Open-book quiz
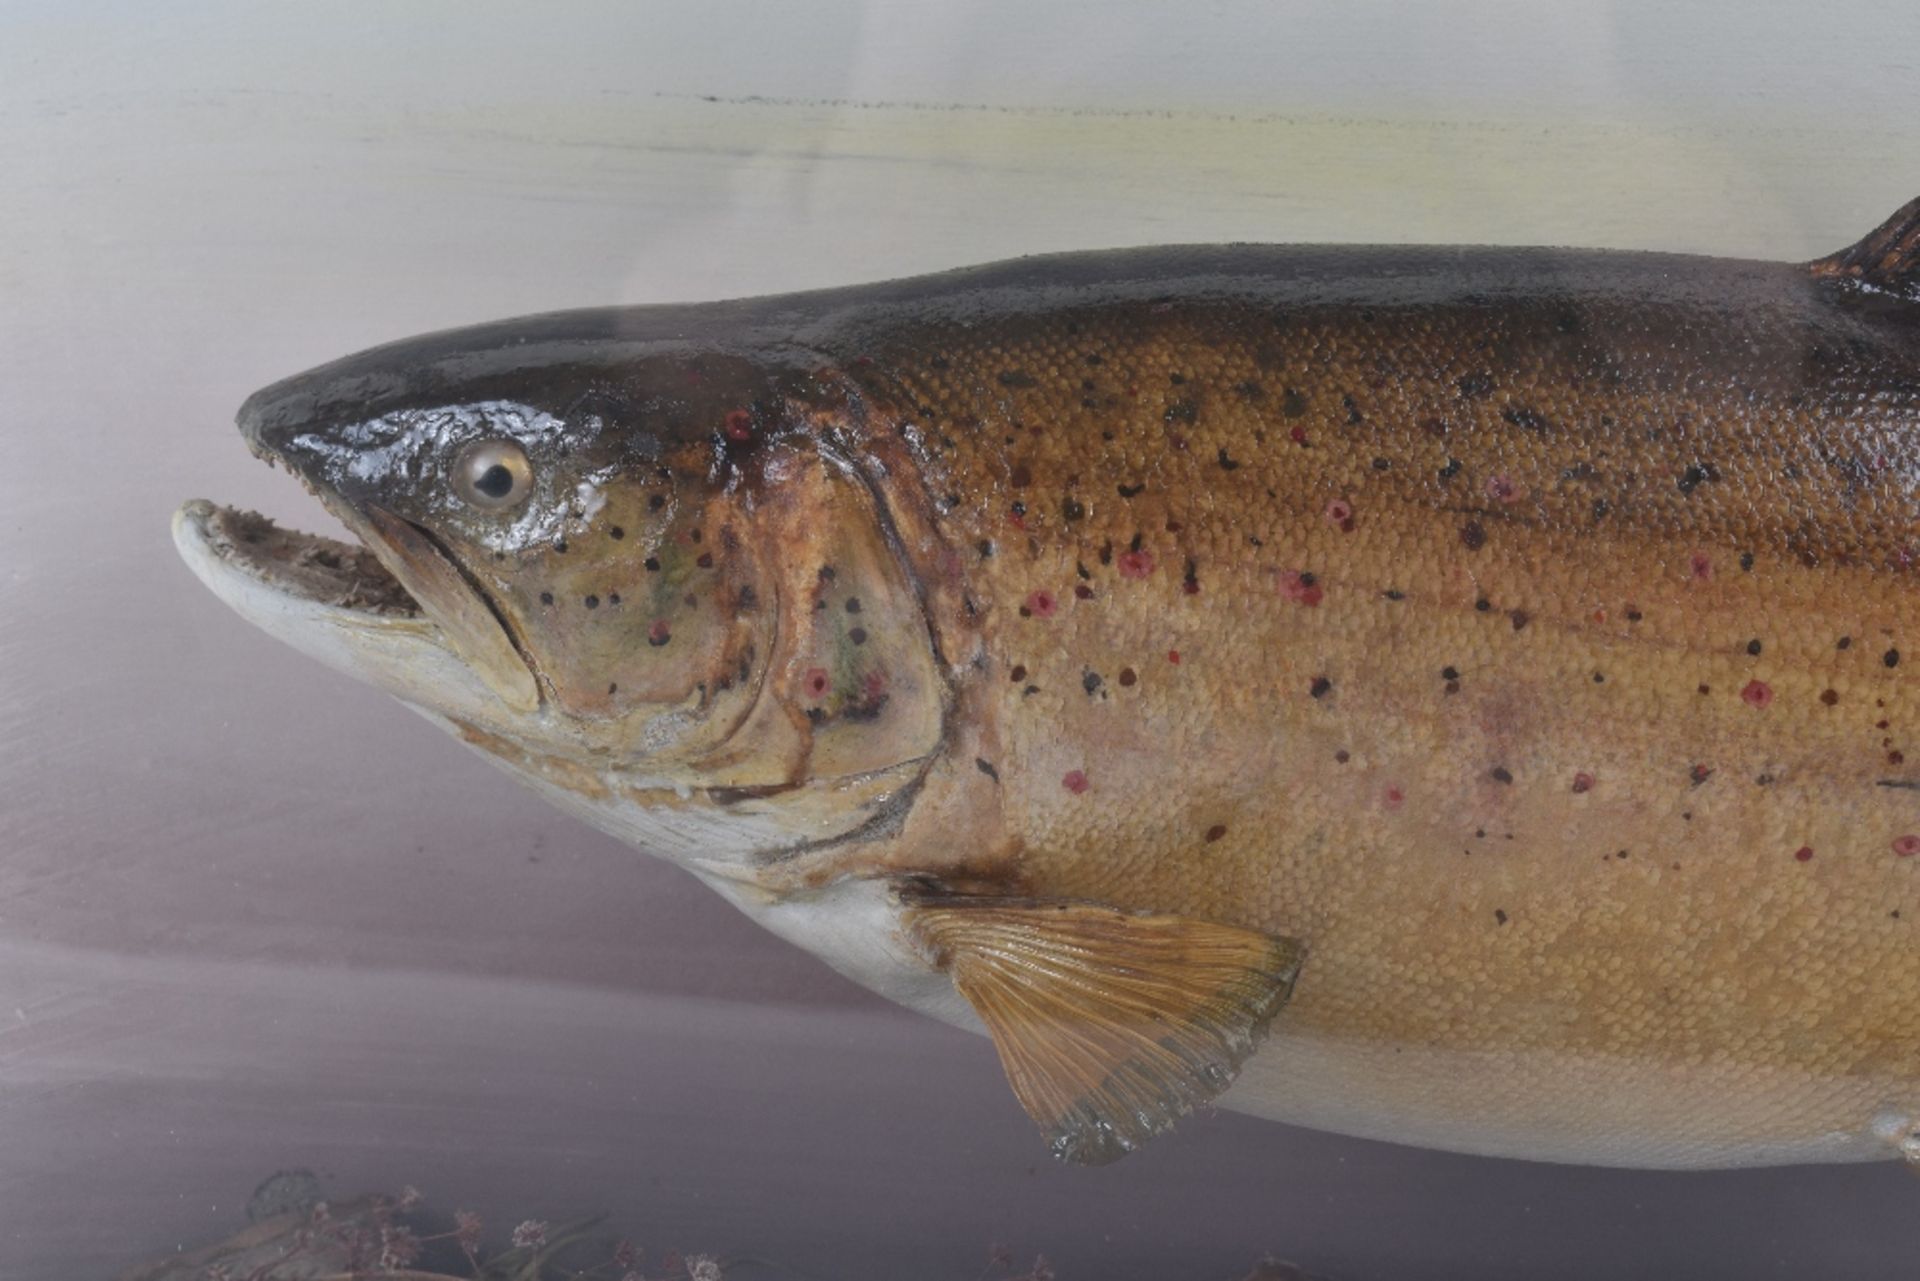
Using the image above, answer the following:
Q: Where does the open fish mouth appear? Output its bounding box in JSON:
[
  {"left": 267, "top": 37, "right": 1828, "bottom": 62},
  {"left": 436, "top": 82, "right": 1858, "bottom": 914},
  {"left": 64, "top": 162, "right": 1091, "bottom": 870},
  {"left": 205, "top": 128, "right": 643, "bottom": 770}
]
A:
[
  {"left": 175, "top": 493, "right": 544, "bottom": 713},
  {"left": 173, "top": 498, "right": 542, "bottom": 726},
  {"left": 174, "top": 500, "right": 421, "bottom": 619}
]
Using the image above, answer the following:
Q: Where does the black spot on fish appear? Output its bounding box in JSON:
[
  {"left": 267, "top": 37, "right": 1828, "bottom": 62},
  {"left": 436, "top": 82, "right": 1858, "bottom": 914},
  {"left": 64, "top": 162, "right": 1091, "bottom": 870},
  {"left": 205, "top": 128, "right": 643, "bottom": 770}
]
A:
[
  {"left": 539, "top": 591, "right": 554, "bottom": 606},
  {"left": 584, "top": 595, "right": 599, "bottom": 609},
  {"left": 1062, "top": 497, "right": 1086, "bottom": 522},
  {"left": 849, "top": 627, "right": 868, "bottom": 646},
  {"left": 1502, "top": 406, "right": 1549, "bottom": 433},
  {"left": 1461, "top": 521, "right": 1486, "bottom": 551},
  {"left": 1490, "top": 766, "right": 1514, "bottom": 784},
  {"left": 1888, "top": 648, "right": 1903, "bottom": 668},
  {"left": 1677, "top": 462, "right": 1719, "bottom": 495},
  {"left": 998, "top": 370, "right": 1037, "bottom": 388},
  {"left": 976, "top": 758, "right": 1000, "bottom": 783},
  {"left": 1082, "top": 669, "right": 1103, "bottom": 696},
  {"left": 1164, "top": 399, "right": 1198, "bottom": 425},
  {"left": 1438, "top": 458, "right": 1462, "bottom": 481},
  {"left": 845, "top": 597, "right": 862, "bottom": 614},
  {"left": 1217, "top": 448, "right": 1240, "bottom": 471},
  {"left": 1457, "top": 372, "right": 1495, "bottom": 399},
  {"left": 1118, "top": 482, "right": 1144, "bottom": 498},
  {"left": 644, "top": 557, "right": 660, "bottom": 572},
  {"left": 609, "top": 526, "right": 625, "bottom": 540},
  {"left": 1282, "top": 389, "right": 1308, "bottom": 417},
  {"left": 1747, "top": 638, "right": 1763, "bottom": 656},
  {"left": 1309, "top": 675, "right": 1332, "bottom": 699}
]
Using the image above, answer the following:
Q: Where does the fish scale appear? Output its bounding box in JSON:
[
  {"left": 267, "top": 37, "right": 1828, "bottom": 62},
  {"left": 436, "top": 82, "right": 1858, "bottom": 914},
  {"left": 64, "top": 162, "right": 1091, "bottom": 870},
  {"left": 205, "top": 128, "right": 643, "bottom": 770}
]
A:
[{"left": 828, "top": 232, "right": 1920, "bottom": 1161}]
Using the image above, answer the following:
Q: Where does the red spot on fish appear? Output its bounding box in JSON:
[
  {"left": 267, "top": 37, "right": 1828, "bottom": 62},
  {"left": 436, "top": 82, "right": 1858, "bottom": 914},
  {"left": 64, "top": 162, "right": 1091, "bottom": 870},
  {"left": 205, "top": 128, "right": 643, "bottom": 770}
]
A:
[
  {"left": 1794, "top": 845, "right": 1815, "bottom": 862},
  {"left": 1026, "top": 589, "right": 1058, "bottom": 619},
  {"left": 1118, "top": 550, "right": 1156, "bottom": 579},
  {"left": 1205, "top": 824, "right": 1228, "bottom": 843},
  {"left": 723, "top": 409, "right": 754, "bottom": 442},
  {"left": 1324, "top": 499, "right": 1354, "bottom": 529},
  {"left": 863, "top": 670, "right": 889, "bottom": 700},
  {"left": 647, "top": 619, "right": 672, "bottom": 647},
  {"left": 1485, "top": 474, "right": 1518, "bottom": 503},
  {"left": 1895, "top": 835, "right": 1920, "bottom": 857},
  {"left": 1073, "top": 584, "right": 1094, "bottom": 600},
  {"left": 1741, "top": 679, "right": 1774, "bottom": 709},
  {"left": 1007, "top": 509, "right": 1027, "bottom": 531},
  {"left": 1689, "top": 763, "right": 1713, "bottom": 785},
  {"left": 1383, "top": 785, "right": 1406, "bottom": 811},
  {"left": 1279, "top": 571, "right": 1323, "bottom": 607},
  {"left": 1182, "top": 579, "right": 1200, "bottom": 595},
  {"left": 1167, "top": 649, "right": 1182, "bottom": 664},
  {"left": 1289, "top": 425, "right": 1309, "bottom": 445},
  {"left": 1571, "top": 771, "right": 1595, "bottom": 794},
  {"left": 1690, "top": 552, "right": 1713, "bottom": 581},
  {"left": 1062, "top": 769, "right": 1091, "bottom": 795},
  {"left": 1591, "top": 609, "right": 1608, "bottom": 624},
  {"left": 803, "top": 667, "right": 831, "bottom": 700}
]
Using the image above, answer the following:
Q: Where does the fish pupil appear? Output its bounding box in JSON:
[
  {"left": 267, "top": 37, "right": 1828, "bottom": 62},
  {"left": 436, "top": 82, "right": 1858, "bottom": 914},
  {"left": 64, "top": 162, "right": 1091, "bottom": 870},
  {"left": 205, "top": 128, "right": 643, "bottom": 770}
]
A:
[{"left": 475, "top": 464, "right": 515, "bottom": 499}]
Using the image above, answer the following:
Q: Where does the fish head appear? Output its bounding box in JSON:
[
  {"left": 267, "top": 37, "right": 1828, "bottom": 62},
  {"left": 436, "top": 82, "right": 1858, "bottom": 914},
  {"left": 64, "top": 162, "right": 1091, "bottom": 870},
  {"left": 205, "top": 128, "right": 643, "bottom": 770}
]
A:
[{"left": 176, "top": 316, "right": 953, "bottom": 875}]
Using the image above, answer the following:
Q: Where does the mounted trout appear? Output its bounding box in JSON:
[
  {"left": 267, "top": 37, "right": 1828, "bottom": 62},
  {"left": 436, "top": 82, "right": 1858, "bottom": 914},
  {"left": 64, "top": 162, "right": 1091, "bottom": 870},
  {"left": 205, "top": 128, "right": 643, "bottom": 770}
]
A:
[{"left": 177, "top": 196, "right": 1920, "bottom": 1168}]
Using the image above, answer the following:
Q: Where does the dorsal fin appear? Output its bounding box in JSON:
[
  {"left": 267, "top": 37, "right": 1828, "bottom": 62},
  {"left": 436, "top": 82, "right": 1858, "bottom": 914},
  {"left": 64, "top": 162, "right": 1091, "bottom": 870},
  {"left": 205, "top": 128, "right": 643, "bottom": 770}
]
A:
[{"left": 1809, "top": 195, "right": 1920, "bottom": 302}]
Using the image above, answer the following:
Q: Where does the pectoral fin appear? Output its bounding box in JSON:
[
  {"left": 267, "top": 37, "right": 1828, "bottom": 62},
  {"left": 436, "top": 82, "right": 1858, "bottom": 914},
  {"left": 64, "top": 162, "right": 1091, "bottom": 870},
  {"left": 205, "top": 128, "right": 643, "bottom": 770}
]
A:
[{"left": 904, "top": 893, "right": 1305, "bottom": 1164}]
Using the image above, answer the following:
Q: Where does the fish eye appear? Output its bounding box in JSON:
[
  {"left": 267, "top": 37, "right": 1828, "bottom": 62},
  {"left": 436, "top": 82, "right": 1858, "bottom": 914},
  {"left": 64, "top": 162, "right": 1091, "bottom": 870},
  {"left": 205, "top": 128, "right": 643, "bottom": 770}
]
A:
[{"left": 452, "top": 439, "right": 533, "bottom": 510}]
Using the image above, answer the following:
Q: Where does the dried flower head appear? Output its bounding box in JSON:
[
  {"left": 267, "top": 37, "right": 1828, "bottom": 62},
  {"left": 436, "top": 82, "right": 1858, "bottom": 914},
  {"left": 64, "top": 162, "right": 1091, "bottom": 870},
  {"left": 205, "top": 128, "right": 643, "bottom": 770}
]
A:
[
  {"left": 453, "top": 1209, "right": 485, "bottom": 1251},
  {"left": 379, "top": 1224, "right": 422, "bottom": 1271},
  {"left": 511, "top": 1219, "right": 550, "bottom": 1250},
  {"left": 686, "top": 1254, "right": 724, "bottom": 1281},
  {"left": 613, "top": 1238, "right": 639, "bottom": 1269},
  {"left": 395, "top": 1184, "right": 423, "bottom": 1213}
]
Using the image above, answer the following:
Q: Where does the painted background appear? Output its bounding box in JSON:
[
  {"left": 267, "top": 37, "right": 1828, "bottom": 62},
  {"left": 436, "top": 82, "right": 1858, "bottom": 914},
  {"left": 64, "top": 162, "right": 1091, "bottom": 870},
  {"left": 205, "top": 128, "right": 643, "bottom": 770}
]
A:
[{"left": 4, "top": 3, "right": 1919, "bottom": 1277}]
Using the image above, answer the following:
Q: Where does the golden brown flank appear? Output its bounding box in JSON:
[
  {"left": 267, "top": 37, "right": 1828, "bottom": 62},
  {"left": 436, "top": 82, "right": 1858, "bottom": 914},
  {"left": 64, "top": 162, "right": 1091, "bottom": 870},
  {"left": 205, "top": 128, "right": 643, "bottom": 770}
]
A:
[{"left": 827, "top": 241, "right": 1920, "bottom": 1162}]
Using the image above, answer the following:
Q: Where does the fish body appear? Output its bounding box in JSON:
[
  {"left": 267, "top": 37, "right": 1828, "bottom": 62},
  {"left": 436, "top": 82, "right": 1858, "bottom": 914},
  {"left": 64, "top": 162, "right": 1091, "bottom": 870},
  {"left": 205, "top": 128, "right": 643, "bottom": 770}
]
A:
[{"left": 177, "top": 198, "right": 1920, "bottom": 1167}]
